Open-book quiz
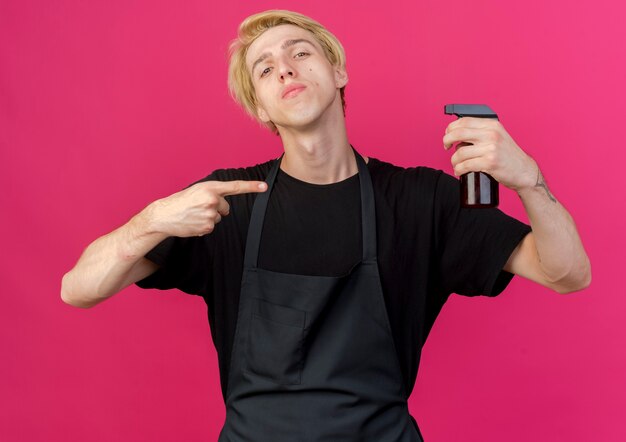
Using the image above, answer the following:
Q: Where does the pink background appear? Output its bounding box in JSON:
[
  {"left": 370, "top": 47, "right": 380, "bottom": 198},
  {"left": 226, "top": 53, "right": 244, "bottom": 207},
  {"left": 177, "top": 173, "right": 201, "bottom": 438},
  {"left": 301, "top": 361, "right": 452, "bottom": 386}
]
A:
[{"left": 1, "top": 1, "right": 624, "bottom": 441}]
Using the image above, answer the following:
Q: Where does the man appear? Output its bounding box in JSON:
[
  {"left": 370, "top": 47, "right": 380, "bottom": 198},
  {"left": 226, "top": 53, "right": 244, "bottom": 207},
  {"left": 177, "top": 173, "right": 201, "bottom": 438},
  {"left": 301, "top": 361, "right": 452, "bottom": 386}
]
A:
[{"left": 61, "top": 9, "right": 591, "bottom": 441}]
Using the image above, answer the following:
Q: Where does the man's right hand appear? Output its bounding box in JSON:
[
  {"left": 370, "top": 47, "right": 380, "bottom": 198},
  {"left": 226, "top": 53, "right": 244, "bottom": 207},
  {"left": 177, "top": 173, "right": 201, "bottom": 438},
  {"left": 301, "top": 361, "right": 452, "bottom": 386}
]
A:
[{"left": 145, "top": 180, "right": 268, "bottom": 238}]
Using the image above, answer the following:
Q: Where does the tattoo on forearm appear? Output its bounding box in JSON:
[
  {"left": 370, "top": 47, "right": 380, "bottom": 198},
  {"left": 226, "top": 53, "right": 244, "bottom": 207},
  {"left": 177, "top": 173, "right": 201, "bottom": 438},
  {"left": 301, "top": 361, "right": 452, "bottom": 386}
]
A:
[{"left": 535, "top": 168, "right": 557, "bottom": 203}]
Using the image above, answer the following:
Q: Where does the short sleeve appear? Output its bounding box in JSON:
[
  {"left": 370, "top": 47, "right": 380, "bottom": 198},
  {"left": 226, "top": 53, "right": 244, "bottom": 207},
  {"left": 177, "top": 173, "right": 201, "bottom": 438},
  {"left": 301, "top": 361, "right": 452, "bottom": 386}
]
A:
[
  {"left": 434, "top": 172, "right": 531, "bottom": 297},
  {"left": 135, "top": 235, "right": 213, "bottom": 296}
]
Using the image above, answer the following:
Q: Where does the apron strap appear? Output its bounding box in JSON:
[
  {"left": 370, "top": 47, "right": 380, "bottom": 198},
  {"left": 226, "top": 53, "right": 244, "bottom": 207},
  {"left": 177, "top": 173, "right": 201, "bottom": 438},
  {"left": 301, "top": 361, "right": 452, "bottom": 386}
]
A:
[
  {"left": 353, "top": 147, "right": 377, "bottom": 263},
  {"left": 243, "top": 154, "right": 282, "bottom": 269},
  {"left": 243, "top": 147, "right": 377, "bottom": 269}
]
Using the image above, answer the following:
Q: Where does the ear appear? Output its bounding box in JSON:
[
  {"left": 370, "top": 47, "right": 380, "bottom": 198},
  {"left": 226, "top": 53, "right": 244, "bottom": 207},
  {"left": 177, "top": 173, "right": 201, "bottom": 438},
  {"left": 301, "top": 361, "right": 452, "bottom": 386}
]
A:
[
  {"left": 334, "top": 66, "right": 348, "bottom": 88},
  {"left": 256, "top": 105, "right": 270, "bottom": 123}
]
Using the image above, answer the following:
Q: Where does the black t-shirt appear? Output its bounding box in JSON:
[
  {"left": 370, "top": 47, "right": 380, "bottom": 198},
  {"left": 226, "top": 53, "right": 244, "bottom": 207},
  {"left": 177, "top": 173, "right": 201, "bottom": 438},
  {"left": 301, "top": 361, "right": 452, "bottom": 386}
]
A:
[{"left": 137, "top": 156, "right": 531, "bottom": 401}]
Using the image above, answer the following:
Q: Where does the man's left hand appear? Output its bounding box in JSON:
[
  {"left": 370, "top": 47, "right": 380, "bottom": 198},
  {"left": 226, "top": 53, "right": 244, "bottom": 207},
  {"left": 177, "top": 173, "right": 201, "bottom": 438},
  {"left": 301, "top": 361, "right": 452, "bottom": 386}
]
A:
[{"left": 443, "top": 117, "right": 537, "bottom": 192}]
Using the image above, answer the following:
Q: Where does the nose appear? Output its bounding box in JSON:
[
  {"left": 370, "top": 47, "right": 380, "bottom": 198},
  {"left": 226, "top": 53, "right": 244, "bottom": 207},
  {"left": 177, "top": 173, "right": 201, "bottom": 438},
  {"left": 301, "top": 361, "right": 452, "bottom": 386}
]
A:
[{"left": 278, "top": 59, "right": 296, "bottom": 81}]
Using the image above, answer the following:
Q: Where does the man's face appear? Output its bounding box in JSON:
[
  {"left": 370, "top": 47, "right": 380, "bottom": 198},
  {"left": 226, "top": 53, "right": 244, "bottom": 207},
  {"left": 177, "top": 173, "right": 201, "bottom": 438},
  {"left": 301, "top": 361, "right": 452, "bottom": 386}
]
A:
[{"left": 245, "top": 24, "right": 348, "bottom": 132}]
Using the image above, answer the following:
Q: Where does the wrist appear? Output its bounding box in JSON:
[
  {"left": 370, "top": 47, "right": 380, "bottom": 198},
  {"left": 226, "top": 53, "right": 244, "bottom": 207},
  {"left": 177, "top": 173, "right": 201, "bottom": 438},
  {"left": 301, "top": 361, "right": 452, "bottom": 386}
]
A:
[
  {"left": 112, "top": 207, "right": 167, "bottom": 264},
  {"left": 516, "top": 182, "right": 542, "bottom": 199},
  {"left": 516, "top": 164, "right": 558, "bottom": 204},
  {"left": 130, "top": 202, "right": 168, "bottom": 240},
  {"left": 513, "top": 160, "right": 540, "bottom": 194}
]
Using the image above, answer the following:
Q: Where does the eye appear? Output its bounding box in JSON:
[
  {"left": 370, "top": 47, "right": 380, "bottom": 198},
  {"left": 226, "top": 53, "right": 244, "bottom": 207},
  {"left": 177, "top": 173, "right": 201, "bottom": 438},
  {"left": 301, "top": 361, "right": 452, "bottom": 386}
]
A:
[
  {"left": 260, "top": 67, "right": 271, "bottom": 78},
  {"left": 295, "top": 51, "right": 309, "bottom": 58}
]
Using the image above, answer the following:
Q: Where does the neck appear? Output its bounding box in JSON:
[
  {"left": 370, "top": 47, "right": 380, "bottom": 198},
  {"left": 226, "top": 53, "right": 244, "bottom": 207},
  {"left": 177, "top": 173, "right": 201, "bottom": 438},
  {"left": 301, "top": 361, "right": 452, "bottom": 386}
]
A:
[{"left": 276, "top": 102, "right": 367, "bottom": 184}]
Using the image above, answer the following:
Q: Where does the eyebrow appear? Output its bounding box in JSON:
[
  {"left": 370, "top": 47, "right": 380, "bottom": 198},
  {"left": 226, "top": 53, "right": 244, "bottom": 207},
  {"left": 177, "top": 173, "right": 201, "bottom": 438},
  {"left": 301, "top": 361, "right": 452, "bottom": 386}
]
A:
[{"left": 251, "top": 38, "right": 316, "bottom": 75}]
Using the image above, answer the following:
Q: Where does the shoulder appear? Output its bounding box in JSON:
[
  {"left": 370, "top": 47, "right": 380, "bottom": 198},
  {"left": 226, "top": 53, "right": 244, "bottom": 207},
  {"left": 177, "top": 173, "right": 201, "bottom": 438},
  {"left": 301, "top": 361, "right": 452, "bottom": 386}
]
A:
[
  {"left": 367, "top": 156, "right": 447, "bottom": 200},
  {"left": 193, "top": 159, "right": 277, "bottom": 185}
]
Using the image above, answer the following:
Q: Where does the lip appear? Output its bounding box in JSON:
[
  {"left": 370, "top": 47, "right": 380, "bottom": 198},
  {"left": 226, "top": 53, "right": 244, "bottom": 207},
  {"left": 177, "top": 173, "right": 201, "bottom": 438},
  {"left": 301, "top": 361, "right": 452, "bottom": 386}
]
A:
[{"left": 281, "top": 84, "right": 307, "bottom": 99}]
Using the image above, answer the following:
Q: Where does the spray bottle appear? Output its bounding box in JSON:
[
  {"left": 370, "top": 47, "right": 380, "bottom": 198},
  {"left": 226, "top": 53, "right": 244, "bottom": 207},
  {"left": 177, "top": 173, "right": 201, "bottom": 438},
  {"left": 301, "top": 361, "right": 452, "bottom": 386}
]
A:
[{"left": 444, "top": 104, "right": 500, "bottom": 208}]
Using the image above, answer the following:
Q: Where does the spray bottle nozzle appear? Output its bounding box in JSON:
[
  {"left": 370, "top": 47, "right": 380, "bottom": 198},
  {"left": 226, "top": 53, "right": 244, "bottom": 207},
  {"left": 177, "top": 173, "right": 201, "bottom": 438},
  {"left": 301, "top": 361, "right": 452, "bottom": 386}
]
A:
[{"left": 444, "top": 104, "right": 498, "bottom": 120}]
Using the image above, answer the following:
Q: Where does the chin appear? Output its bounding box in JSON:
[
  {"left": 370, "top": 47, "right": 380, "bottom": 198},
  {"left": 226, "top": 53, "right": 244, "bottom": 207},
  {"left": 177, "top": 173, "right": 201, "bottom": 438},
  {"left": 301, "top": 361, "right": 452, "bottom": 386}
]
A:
[
  {"left": 274, "top": 112, "right": 322, "bottom": 130},
  {"left": 286, "top": 105, "right": 338, "bottom": 127}
]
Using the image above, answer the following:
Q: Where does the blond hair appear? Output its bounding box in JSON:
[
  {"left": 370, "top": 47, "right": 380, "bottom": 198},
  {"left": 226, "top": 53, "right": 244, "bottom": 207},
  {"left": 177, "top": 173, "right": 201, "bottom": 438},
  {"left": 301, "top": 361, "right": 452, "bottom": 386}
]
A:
[{"left": 227, "top": 10, "right": 347, "bottom": 134}]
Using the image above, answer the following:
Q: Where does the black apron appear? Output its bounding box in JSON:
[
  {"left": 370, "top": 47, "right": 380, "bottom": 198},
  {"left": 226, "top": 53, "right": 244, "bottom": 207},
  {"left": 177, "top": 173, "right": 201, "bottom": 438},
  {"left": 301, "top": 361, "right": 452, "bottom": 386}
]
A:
[{"left": 218, "top": 150, "right": 424, "bottom": 442}]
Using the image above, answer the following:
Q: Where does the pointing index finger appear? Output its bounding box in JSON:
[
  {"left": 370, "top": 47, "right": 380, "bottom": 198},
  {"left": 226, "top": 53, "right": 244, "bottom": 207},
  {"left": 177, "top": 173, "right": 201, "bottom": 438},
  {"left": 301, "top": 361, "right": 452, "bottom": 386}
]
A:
[{"left": 214, "top": 180, "right": 268, "bottom": 196}]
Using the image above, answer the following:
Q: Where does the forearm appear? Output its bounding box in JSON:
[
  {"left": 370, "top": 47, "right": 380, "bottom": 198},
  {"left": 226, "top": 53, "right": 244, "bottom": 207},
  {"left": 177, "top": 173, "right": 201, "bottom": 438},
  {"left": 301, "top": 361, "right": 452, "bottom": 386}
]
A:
[
  {"left": 516, "top": 168, "right": 591, "bottom": 291},
  {"left": 61, "top": 207, "right": 166, "bottom": 308}
]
